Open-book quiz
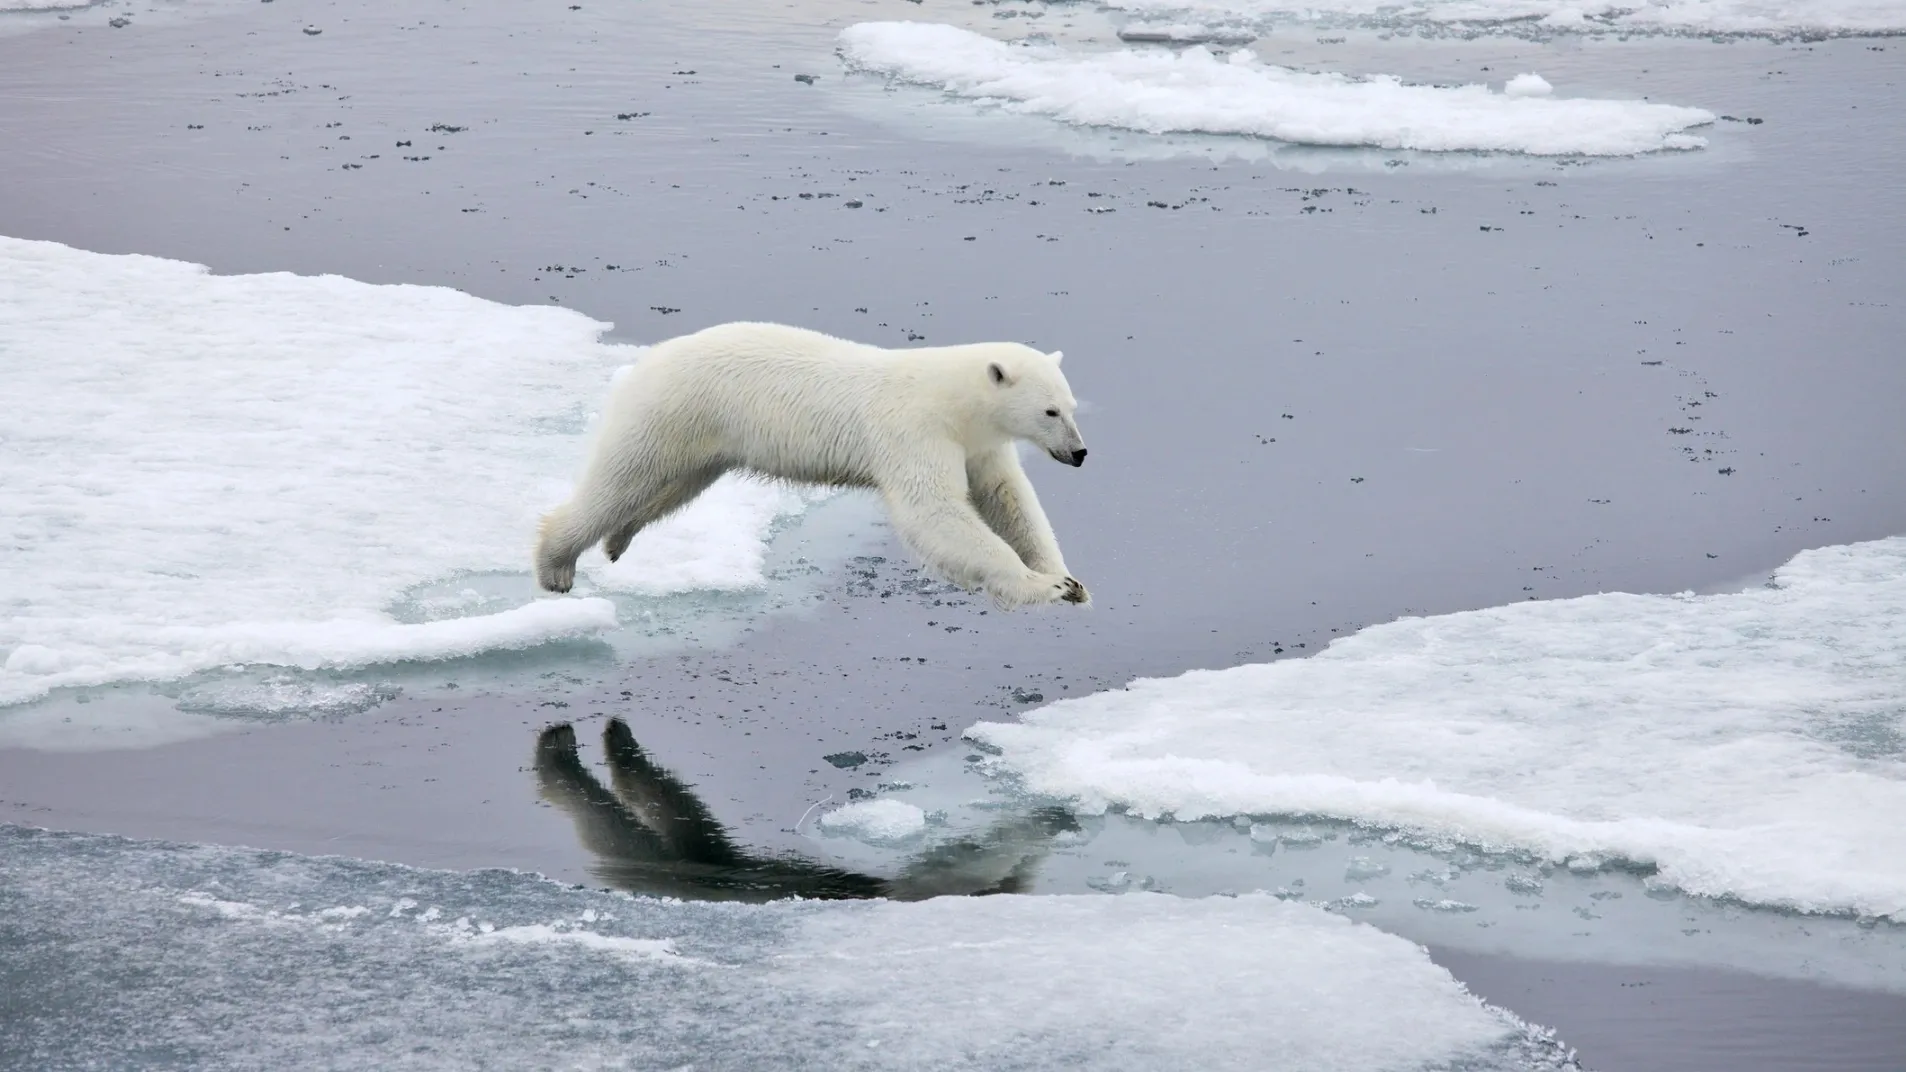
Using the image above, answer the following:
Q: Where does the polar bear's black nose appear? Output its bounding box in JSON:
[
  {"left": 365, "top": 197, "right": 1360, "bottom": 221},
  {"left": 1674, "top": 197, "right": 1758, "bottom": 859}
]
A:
[{"left": 1069, "top": 448, "right": 1087, "bottom": 467}]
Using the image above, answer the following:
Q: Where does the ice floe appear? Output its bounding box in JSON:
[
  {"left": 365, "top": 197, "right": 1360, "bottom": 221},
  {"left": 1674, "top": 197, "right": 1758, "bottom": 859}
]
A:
[
  {"left": 0, "top": 824, "right": 1575, "bottom": 1071},
  {"left": 0, "top": 237, "right": 810, "bottom": 707},
  {"left": 839, "top": 22, "right": 1713, "bottom": 156},
  {"left": 1087, "top": 0, "right": 1906, "bottom": 36},
  {"left": 970, "top": 537, "right": 1906, "bottom": 920}
]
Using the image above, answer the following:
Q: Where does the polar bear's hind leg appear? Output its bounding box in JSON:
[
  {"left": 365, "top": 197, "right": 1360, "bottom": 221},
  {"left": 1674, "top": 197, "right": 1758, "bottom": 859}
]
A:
[
  {"left": 600, "top": 465, "right": 726, "bottom": 563},
  {"left": 536, "top": 458, "right": 724, "bottom": 592}
]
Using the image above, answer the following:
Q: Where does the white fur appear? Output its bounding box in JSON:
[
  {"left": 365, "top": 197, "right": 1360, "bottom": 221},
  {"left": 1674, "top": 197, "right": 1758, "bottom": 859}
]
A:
[{"left": 536, "top": 322, "right": 1090, "bottom": 609}]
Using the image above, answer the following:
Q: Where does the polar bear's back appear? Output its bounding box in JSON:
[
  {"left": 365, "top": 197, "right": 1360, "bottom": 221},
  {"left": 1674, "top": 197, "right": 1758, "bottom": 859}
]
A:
[{"left": 607, "top": 322, "right": 916, "bottom": 485}]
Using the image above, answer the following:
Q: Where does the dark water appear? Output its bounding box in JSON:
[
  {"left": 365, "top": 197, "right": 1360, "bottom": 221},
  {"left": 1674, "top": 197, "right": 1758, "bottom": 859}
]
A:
[{"left": 3, "top": 1, "right": 1905, "bottom": 1068}]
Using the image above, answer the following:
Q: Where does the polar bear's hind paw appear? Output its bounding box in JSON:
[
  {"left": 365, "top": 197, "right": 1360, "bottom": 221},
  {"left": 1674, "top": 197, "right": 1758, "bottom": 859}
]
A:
[{"left": 537, "top": 559, "right": 577, "bottom": 594}]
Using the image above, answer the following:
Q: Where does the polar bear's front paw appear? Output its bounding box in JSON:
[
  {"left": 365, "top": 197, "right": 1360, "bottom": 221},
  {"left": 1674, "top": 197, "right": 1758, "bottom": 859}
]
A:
[
  {"left": 1057, "top": 576, "right": 1090, "bottom": 605},
  {"left": 994, "top": 571, "right": 1090, "bottom": 609}
]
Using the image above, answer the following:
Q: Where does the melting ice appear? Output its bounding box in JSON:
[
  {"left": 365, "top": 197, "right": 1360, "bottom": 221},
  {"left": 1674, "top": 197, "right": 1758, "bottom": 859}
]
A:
[
  {"left": 0, "top": 824, "right": 1576, "bottom": 1072},
  {"left": 839, "top": 22, "right": 1713, "bottom": 156},
  {"left": 969, "top": 537, "right": 1906, "bottom": 921}
]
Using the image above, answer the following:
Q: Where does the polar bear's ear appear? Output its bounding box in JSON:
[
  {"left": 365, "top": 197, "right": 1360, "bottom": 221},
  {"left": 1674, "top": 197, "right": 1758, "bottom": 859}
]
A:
[
  {"left": 988, "top": 362, "right": 1014, "bottom": 387},
  {"left": 1048, "top": 350, "right": 1063, "bottom": 365}
]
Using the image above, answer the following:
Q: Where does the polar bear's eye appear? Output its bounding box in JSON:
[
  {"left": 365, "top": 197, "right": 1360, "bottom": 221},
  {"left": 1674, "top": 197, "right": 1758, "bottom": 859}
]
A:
[{"left": 1045, "top": 408, "right": 1060, "bottom": 417}]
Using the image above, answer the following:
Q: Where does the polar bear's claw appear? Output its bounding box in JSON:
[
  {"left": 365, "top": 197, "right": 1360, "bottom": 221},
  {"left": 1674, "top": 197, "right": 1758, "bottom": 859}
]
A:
[{"left": 1059, "top": 577, "right": 1090, "bottom": 604}]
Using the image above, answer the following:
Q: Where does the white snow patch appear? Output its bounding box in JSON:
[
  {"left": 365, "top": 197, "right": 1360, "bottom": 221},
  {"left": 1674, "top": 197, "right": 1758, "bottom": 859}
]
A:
[
  {"left": 818, "top": 798, "right": 930, "bottom": 841},
  {"left": 0, "top": 237, "right": 808, "bottom": 706},
  {"left": 1503, "top": 73, "right": 1554, "bottom": 98},
  {"left": 1087, "top": 0, "right": 1906, "bottom": 36},
  {"left": 0, "top": 0, "right": 93, "bottom": 9},
  {"left": 970, "top": 537, "right": 1906, "bottom": 920},
  {"left": 839, "top": 22, "right": 1712, "bottom": 156}
]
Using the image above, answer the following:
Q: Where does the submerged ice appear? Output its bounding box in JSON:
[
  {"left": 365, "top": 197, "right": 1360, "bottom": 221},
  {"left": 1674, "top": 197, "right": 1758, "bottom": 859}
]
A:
[
  {"left": 0, "top": 825, "right": 1575, "bottom": 1071},
  {"left": 970, "top": 537, "right": 1906, "bottom": 920},
  {"left": 839, "top": 22, "right": 1713, "bottom": 156},
  {"left": 0, "top": 237, "right": 811, "bottom": 708}
]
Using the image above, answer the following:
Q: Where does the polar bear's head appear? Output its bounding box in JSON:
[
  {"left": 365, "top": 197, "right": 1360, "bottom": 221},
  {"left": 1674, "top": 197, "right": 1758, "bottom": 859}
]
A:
[{"left": 985, "top": 347, "right": 1087, "bottom": 467}]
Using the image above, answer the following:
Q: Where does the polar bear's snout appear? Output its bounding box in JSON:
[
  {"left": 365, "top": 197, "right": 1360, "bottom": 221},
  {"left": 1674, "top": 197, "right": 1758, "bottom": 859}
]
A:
[{"left": 1053, "top": 446, "right": 1087, "bottom": 467}]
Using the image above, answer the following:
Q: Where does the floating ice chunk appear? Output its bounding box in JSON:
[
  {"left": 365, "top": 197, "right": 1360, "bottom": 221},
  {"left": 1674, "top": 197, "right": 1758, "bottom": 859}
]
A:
[
  {"left": 1346, "top": 856, "right": 1393, "bottom": 881},
  {"left": 839, "top": 22, "right": 1712, "bottom": 156},
  {"left": 971, "top": 537, "right": 1906, "bottom": 920},
  {"left": 6, "top": 825, "right": 1572, "bottom": 1070},
  {"left": 1084, "top": 0, "right": 1906, "bottom": 36},
  {"left": 818, "top": 798, "right": 930, "bottom": 841},
  {"left": 0, "top": 237, "right": 812, "bottom": 707},
  {"left": 1414, "top": 898, "right": 1482, "bottom": 913},
  {"left": 1503, "top": 73, "right": 1553, "bottom": 98}
]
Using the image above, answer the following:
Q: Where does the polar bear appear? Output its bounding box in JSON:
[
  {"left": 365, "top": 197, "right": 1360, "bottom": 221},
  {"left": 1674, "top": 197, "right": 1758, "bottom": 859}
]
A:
[{"left": 535, "top": 322, "right": 1090, "bottom": 609}]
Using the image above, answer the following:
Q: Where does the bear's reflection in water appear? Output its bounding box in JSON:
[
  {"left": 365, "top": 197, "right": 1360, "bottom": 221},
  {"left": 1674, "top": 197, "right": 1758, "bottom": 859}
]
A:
[{"left": 536, "top": 719, "right": 1076, "bottom": 902}]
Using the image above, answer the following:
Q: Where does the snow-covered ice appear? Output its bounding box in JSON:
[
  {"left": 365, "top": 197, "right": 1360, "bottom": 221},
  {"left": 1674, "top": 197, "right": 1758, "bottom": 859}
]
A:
[
  {"left": 818, "top": 798, "right": 930, "bottom": 841},
  {"left": 839, "top": 23, "right": 1712, "bottom": 156},
  {"left": 0, "top": 237, "right": 813, "bottom": 707},
  {"left": 0, "top": 824, "right": 1575, "bottom": 1071},
  {"left": 970, "top": 537, "right": 1906, "bottom": 920},
  {"left": 1084, "top": 0, "right": 1906, "bottom": 36}
]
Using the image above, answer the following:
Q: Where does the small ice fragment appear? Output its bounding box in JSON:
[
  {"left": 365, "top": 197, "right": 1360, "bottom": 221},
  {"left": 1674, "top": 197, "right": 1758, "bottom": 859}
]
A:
[
  {"left": 1413, "top": 898, "right": 1481, "bottom": 913},
  {"left": 1345, "top": 856, "right": 1392, "bottom": 881},
  {"left": 1504, "top": 73, "right": 1553, "bottom": 98},
  {"left": 1504, "top": 874, "right": 1545, "bottom": 895},
  {"left": 817, "top": 799, "right": 927, "bottom": 842}
]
